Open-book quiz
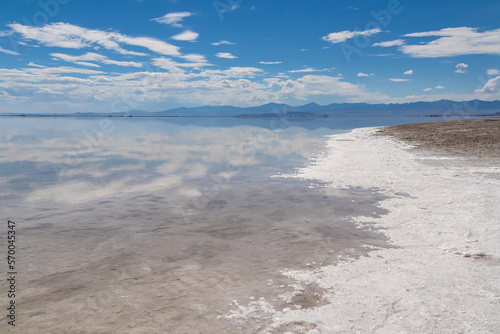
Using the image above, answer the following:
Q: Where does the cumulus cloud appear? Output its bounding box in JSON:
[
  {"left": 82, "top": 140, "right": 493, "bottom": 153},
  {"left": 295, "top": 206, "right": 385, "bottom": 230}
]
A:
[
  {"left": 216, "top": 52, "right": 237, "bottom": 59},
  {"left": 260, "top": 61, "right": 282, "bottom": 65},
  {"left": 0, "top": 61, "right": 396, "bottom": 113},
  {"left": 51, "top": 52, "right": 143, "bottom": 67},
  {"left": 423, "top": 88, "right": 432, "bottom": 91},
  {"left": 8, "top": 22, "right": 180, "bottom": 56},
  {"left": 276, "top": 75, "right": 390, "bottom": 103},
  {"left": 372, "top": 39, "right": 405, "bottom": 47},
  {"left": 403, "top": 69, "right": 413, "bottom": 75},
  {"left": 151, "top": 12, "right": 193, "bottom": 27},
  {"left": 487, "top": 69, "right": 500, "bottom": 75},
  {"left": 455, "top": 63, "right": 468, "bottom": 73},
  {"left": 220, "top": 67, "right": 263, "bottom": 77},
  {"left": 212, "top": 40, "right": 235, "bottom": 46},
  {"left": 389, "top": 78, "right": 411, "bottom": 82},
  {"left": 357, "top": 73, "right": 369, "bottom": 77},
  {"left": 171, "top": 30, "right": 199, "bottom": 42},
  {"left": 322, "top": 28, "right": 382, "bottom": 44},
  {"left": 476, "top": 75, "right": 500, "bottom": 94},
  {"left": 400, "top": 27, "right": 500, "bottom": 57},
  {"left": 435, "top": 85, "right": 445, "bottom": 89}
]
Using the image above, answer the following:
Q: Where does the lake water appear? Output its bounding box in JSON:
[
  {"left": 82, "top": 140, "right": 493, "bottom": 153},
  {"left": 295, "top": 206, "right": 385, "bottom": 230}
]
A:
[{"left": 0, "top": 116, "right": 468, "bottom": 333}]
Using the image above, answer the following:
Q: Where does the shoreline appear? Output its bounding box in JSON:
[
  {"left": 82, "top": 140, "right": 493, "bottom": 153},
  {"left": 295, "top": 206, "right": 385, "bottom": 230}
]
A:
[{"left": 229, "top": 121, "right": 500, "bottom": 333}]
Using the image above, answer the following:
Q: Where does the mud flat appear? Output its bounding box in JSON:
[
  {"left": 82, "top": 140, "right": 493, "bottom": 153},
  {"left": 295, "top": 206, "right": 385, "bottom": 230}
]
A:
[{"left": 235, "top": 119, "right": 500, "bottom": 333}]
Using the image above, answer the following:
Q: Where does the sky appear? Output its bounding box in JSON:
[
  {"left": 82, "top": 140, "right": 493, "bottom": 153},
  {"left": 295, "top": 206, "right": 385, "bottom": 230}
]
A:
[{"left": 0, "top": 0, "right": 500, "bottom": 114}]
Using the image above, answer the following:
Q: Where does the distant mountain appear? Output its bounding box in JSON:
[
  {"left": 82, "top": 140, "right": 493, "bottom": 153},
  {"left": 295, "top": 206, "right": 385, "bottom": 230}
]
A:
[{"left": 2, "top": 100, "right": 500, "bottom": 118}]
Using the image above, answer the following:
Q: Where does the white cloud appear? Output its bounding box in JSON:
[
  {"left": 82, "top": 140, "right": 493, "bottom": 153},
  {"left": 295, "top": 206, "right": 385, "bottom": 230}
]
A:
[
  {"left": 435, "top": 85, "right": 445, "bottom": 89},
  {"left": 151, "top": 12, "right": 193, "bottom": 27},
  {"left": 116, "top": 35, "right": 180, "bottom": 56},
  {"left": 389, "top": 78, "right": 411, "bottom": 82},
  {"left": 0, "top": 65, "right": 266, "bottom": 109},
  {"left": 5, "top": 63, "right": 500, "bottom": 113},
  {"left": 216, "top": 52, "right": 237, "bottom": 59},
  {"left": 276, "top": 75, "right": 390, "bottom": 103},
  {"left": 476, "top": 75, "right": 500, "bottom": 94},
  {"left": 288, "top": 68, "right": 334, "bottom": 74},
  {"left": 74, "top": 61, "right": 101, "bottom": 67},
  {"left": 357, "top": 73, "right": 369, "bottom": 77},
  {"left": 181, "top": 54, "right": 208, "bottom": 63},
  {"left": 400, "top": 27, "right": 500, "bottom": 57},
  {"left": 0, "top": 46, "right": 19, "bottom": 55},
  {"left": 288, "top": 68, "right": 317, "bottom": 73},
  {"left": 36, "top": 66, "right": 103, "bottom": 75},
  {"left": 372, "top": 39, "right": 405, "bottom": 47},
  {"left": 8, "top": 22, "right": 180, "bottom": 57},
  {"left": 212, "top": 40, "right": 235, "bottom": 46},
  {"left": 487, "top": 68, "right": 500, "bottom": 75},
  {"left": 221, "top": 67, "right": 263, "bottom": 77},
  {"left": 27, "top": 62, "right": 45, "bottom": 68},
  {"left": 260, "top": 61, "right": 282, "bottom": 65},
  {"left": 455, "top": 63, "right": 468, "bottom": 73},
  {"left": 171, "top": 30, "right": 199, "bottom": 42},
  {"left": 423, "top": 88, "right": 432, "bottom": 91},
  {"left": 403, "top": 69, "right": 413, "bottom": 75},
  {"left": 152, "top": 58, "right": 190, "bottom": 71},
  {"left": 7, "top": 66, "right": 102, "bottom": 77},
  {"left": 152, "top": 57, "right": 212, "bottom": 71},
  {"left": 322, "top": 28, "right": 382, "bottom": 44},
  {"left": 51, "top": 52, "right": 143, "bottom": 67}
]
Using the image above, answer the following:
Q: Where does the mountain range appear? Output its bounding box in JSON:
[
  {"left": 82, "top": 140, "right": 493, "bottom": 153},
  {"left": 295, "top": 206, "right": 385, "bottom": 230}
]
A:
[{"left": 4, "top": 100, "right": 500, "bottom": 118}]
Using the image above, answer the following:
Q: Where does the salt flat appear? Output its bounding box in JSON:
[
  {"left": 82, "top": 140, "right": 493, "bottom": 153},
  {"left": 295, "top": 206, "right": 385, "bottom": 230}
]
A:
[{"left": 231, "top": 121, "right": 500, "bottom": 333}]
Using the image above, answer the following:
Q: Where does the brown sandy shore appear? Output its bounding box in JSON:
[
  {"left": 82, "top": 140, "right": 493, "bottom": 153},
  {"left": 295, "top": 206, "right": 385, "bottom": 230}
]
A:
[{"left": 378, "top": 117, "right": 500, "bottom": 159}]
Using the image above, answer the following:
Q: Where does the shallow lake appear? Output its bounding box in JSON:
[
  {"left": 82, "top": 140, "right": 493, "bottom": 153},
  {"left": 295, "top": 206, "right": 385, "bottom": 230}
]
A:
[{"left": 0, "top": 115, "right": 471, "bottom": 332}]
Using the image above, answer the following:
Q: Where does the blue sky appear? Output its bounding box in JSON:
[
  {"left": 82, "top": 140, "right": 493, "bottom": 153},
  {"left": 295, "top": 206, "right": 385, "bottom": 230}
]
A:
[{"left": 0, "top": 0, "right": 500, "bottom": 113}]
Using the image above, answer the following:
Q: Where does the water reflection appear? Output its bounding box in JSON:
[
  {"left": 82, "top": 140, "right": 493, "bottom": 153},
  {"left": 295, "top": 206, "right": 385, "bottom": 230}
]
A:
[
  {"left": 0, "top": 116, "right": 428, "bottom": 332},
  {"left": 0, "top": 118, "right": 339, "bottom": 204},
  {"left": 1, "top": 116, "right": 461, "bottom": 206}
]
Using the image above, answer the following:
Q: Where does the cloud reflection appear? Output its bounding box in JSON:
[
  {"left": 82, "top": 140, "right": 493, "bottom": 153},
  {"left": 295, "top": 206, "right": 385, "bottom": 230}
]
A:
[{"left": 0, "top": 118, "right": 328, "bottom": 204}]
